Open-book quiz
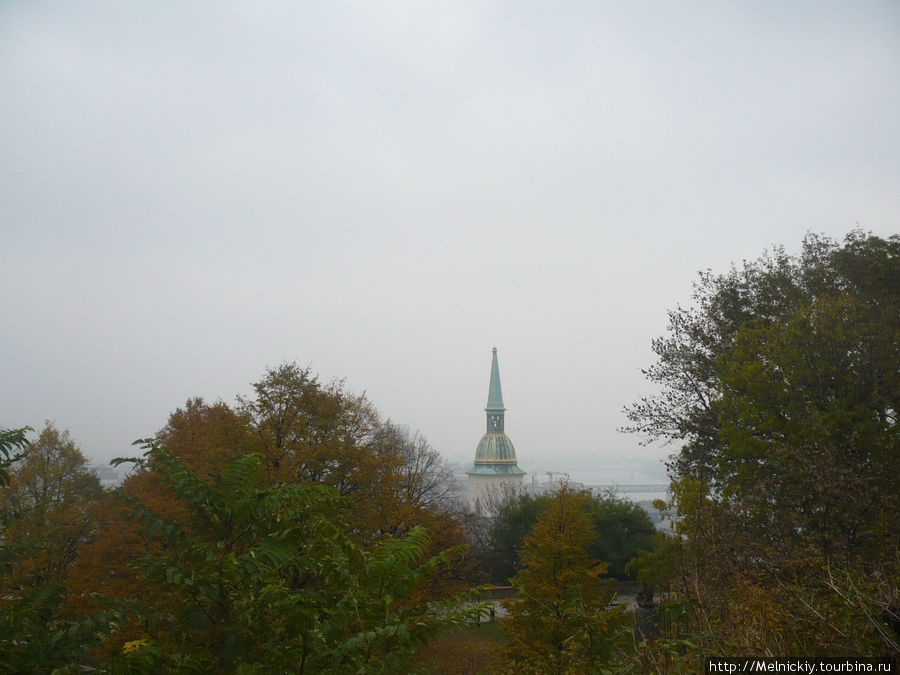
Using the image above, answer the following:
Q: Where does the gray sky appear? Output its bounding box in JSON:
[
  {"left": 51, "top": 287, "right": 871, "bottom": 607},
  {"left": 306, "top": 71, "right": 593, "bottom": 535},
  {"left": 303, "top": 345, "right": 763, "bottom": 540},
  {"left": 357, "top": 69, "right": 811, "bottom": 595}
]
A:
[{"left": 2, "top": 1, "right": 898, "bottom": 483}]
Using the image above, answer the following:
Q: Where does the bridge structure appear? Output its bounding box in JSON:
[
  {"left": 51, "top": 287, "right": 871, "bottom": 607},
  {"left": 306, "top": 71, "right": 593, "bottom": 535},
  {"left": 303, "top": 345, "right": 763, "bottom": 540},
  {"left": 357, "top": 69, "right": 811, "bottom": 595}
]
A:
[
  {"left": 591, "top": 483, "right": 670, "bottom": 495},
  {"left": 526, "top": 471, "right": 670, "bottom": 500}
]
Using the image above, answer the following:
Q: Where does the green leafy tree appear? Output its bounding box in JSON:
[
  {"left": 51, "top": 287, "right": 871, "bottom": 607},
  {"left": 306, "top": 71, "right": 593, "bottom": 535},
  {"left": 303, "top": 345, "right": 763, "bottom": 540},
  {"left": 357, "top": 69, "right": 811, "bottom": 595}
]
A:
[
  {"left": 624, "top": 230, "right": 897, "bottom": 510},
  {"left": 624, "top": 230, "right": 900, "bottom": 658},
  {"left": 585, "top": 493, "right": 658, "bottom": 580},
  {"left": 715, "top": 293, "right": 898, "bottom": 563},
  {"left": 0, "top": 426, "right": 30, "bottom": 488},
  {"left": 483, "top": 492, "right": 550, "bottom": 584},
  {"left": 0, "top": 582, "right": 122, "bottom": 674},
  {"left": 503, "top": 487, "right": 630, "bottom": 674},
  {"left": 482, "top": 490, "right": 657, "bottom": 584}
]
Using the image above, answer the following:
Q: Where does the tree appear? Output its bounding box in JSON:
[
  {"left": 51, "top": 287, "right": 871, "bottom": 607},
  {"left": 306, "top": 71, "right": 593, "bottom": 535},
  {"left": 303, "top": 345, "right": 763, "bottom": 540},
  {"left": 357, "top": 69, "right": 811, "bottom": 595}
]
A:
[
  {"left": 0, "top": 426, "right": 30, "bottom": 488},
  {"left": 624, "top": 230, "right": 897, "bottom": 500},
  {"left": 585, "top": 493, "right": 658, "bottom": 580},
  {"left": 503, "top": 487, "right": 629, "bottom": 674},
  {"left": 236, "top": 363, "right": 470, "bottom": 552},
  {"left": 237, "top": 362, "right": 405, "bottom": 543},
  {"left": 624, "top": 230, "right": 900, "bottom": 658},
  {"left": 715, "top": 293, "right": 898, "bottom": 563},
  {"left": 156, "top": 396, "right": 261, "bottom": 484},
  {"left": 237, "top": 362, "right": 381, "bottom": 484},
  {"left": 394, "top": 427, "right": 461, "bottom": 513},
  {"left": 106, "top": 440, "right": 485, "bottom": 672},
  {"left": 480, "top": 490, "right": 657, "bottom": 584},
  {"left": 482, "top": 492, "right": 550, "bottom": 584},
  {"left": 4, "top": 368, "right": 476, "bottom": 671},
  {"left": 0, "top": 424, "right": 117, "bottom": 673},
  {"left": 0, "top": 422, "right": 103, "bottom": 593},
  {"left": 69, "top": 366, "right": 475, "bottom": 626}
]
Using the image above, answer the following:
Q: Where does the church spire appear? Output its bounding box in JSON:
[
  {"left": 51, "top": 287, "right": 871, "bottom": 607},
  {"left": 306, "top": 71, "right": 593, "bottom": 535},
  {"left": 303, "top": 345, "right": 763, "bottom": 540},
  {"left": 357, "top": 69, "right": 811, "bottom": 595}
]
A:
[
  {"left": 467, "top": 347, "right": 524, "bottom": 515},
  {"left": 485, "top": 347, "right": 506, "bottom": 433},
  {"left": 486, "top": 346, "right": 505, "bottom": 412}
]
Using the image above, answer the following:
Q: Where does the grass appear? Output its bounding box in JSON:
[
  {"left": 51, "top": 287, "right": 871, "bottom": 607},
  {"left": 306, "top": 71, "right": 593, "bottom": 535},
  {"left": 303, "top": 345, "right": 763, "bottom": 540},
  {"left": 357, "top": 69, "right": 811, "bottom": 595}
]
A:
[{"left": 412, "top": 620, "right": 508, "bottom": 674}]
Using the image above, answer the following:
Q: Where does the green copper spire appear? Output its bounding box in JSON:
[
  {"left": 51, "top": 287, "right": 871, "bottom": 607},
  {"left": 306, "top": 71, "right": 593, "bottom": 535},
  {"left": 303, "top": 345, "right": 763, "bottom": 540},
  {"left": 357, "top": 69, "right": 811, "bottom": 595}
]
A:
[
  {"left": 486, "top": 347, "right": 505, "bottom": 412},
  {"left": 468, "top": 346, "right": 524, "bottom": 474},
  {"left": 484, "top": 347, "right": 508, "bottom": 436}
]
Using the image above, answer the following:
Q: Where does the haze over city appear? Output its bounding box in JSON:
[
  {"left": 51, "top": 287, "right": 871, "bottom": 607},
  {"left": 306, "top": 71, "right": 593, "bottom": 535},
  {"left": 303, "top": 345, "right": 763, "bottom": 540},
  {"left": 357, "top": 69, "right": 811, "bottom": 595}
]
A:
[{"left": 2, "top": 1, "right": 898, "bottom": 483}]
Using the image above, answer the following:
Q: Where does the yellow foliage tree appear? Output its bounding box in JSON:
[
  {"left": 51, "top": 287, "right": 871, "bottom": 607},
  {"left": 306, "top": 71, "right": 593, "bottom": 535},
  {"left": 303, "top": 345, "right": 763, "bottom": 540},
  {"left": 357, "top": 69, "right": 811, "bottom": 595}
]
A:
[
  {"left": 0, "top": 423, "right": 103, "bottom": 595},
  {"left": 503, "top": 487, "right": 629, "bottom": 674}
]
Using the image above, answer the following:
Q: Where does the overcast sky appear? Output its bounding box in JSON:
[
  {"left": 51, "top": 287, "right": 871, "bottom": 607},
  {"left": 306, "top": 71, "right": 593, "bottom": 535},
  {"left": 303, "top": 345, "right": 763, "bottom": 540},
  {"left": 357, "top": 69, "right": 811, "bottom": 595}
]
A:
[{"left": 2, "top": 1, "right": 898, "bottom": 483}]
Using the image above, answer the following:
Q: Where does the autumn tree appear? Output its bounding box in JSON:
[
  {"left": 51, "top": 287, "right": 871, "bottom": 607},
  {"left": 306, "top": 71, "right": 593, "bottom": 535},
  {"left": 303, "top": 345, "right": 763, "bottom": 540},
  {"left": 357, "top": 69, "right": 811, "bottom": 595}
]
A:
[
  {"left": 0, "top": 422, "right": 103, "bottom": 593},
  {"left": 503, "top": 487, "right": 629, "bottom": 673},
  {"left": 67, "top": 404, "right": 218, "bottom": 618},
  {"left": 65, "top": 395, "right": 290, "bottom": 624},
  {"left": 0, "top": 424, "right": 118, "bottom": 672},
  {"left": 237, "top": 362, "right": 380, "bottom": 484},
  {"left": 156, "top": 396, "right": 261, "bottom": 484},
  {"left": 3, "top": 369, "right": 474, "bottom": 670},
  {"left": 105, "top": 440, "right": 485, "bottom": 672},
  {"left": 234, "top": 363, "right": 470, "bottom": 555},
  {"left": 69, "top": 389, "right": 352, "bottom": 617},
  {"left": 71, "top": 365, "right": 473, "bottom": 624},
  {"left": 236, "top": 363, "right": 405, "bottom": 542}
]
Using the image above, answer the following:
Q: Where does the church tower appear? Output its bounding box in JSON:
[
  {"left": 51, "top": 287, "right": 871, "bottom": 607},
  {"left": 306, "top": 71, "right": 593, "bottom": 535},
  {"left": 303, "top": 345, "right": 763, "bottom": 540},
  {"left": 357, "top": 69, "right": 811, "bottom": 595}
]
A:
[{"left": 467, "top": 348, "right": 525, "bottom": 514}]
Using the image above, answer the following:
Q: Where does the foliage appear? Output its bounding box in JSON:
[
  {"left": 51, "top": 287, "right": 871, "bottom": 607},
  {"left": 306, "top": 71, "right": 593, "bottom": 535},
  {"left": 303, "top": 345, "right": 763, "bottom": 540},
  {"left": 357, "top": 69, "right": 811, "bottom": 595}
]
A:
[
  {"left": 65, "top": 364, "right": 479, "bottom": 667},
  {"left": 162, "top": 377, "right": 476, "bottom": 582},
  {"left": 503, "top": 487, "right": 630, "bottom": 674},
  {"left": 0, "top": 424, "right": 120, "bottom": 673},
  {"left": 236, "top": 363, "right": 455, "bottom": 545},
  {"left": 108, "top": 439, "right": 487, "bottom": 673},
  {"left": 624, "top": 230, "right": 897, "bottom": 512},
  {"left": 624, "top": 230, "right": 900, "bottom": 660},
  {"left": 585, "top": 493, "right": 659, "bottom": 581},
  {"left": 0, "top": 423, "right": 104, "bottom": 593},
  {"left": 2, "top": 368, "right": 484, "bottom": 671},
  {"left": 156, "top": 396, "right": 262, "bottom": 484},
  {"left": 481, "top": 491, "right": 550, "bottom": 584},
  {"left": 236, "top": 362, "right": 385, "bottom": 486},
  {"left": 715, "top": 293, "right": 897, "bottom": 561},
  {"left": 65, "top": 488, "right": 160, "bottom": 620},
  {"left": 480, "top": 489, "right": 657, "bottom": 584},
  {"left": 0, "top": 580, "right": 123, "bottom": 674},
  {"left": 624, "top": 530, "right": 678, "bottom": 595},
  {"left": 0, "top": 426, "right": 30, "bottom": 488}
]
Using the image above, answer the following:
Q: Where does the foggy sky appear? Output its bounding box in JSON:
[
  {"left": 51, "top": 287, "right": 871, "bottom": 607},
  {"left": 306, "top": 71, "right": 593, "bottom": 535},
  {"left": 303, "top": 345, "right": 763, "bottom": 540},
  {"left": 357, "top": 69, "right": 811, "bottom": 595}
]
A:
[{"left": 2, "top": 1, "right": 898, "bottom": 482}]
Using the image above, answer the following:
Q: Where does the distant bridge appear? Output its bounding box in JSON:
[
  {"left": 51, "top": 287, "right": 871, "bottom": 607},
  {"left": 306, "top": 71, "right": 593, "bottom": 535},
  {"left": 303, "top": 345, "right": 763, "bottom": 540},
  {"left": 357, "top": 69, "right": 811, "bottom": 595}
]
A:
[{"left": 590, "top": 484, "right": 669, "bottom": 495}]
